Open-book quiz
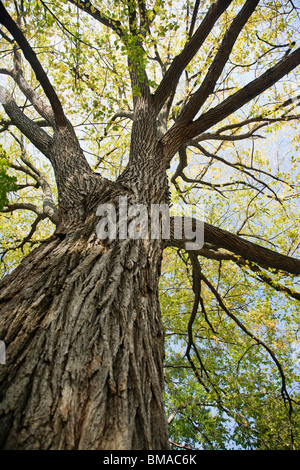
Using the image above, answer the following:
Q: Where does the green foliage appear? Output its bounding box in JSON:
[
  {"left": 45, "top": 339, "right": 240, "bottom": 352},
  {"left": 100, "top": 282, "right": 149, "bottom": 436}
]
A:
[
  {"left": 0, "top": 146, "right": 17, "bottom": 211},
  {"left": 161, "top": 247, "right": 300, "bottom": 450}
]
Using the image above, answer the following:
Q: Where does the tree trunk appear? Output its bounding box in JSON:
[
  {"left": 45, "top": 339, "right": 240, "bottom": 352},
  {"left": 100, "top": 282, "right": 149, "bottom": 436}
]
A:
[{"left": 0, "top": 143, "right": 170, "bottom": 449}]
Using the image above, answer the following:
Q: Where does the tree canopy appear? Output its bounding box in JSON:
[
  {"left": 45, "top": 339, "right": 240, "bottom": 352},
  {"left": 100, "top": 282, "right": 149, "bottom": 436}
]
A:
[{"left": 0, "top": 0, "right": 300, "bottom": 450}]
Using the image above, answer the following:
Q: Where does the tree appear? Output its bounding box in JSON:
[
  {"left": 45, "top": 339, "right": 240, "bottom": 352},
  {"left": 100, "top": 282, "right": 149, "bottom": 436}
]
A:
[{"left": 0, "top": 0, "right": 299, "bottom": 450}]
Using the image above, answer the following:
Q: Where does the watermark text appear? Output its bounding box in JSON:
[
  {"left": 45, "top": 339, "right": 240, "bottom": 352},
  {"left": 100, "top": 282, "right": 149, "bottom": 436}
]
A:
[{"left": 96, "top": 196, "right": 204, "bottom": 250}]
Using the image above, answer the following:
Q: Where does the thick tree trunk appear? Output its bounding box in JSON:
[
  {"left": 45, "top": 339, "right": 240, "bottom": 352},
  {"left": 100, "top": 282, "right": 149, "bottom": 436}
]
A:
[
  {"left": 0, "top": 146, "right": 170, "bottom": 449},
  {"left": 0, "top": 226, "right": 168, "bottom": 450}
]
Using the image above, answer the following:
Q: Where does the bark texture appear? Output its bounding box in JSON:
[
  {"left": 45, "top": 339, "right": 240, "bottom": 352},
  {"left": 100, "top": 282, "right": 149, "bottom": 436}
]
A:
[{"left": 0, "top": 162, "right": 170, "bottom": 449}]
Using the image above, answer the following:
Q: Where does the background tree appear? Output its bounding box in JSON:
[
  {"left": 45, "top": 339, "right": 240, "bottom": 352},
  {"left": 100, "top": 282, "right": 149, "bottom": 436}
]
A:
[{"left": 0, "top": 0, "right": 300, "bottom": 450}]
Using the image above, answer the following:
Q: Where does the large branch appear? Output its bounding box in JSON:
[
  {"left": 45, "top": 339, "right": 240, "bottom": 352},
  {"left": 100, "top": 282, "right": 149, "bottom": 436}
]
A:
[
  {"left": 0, "top": 1, "right": 67, "bottom": 128},
  {"left": 169, "top": 217, "right": 300, "bottom": 275},
  {"left": 0, "top": 66, "right": 53, "bottom": 125},
  {"left": 162, "top": 46, "right": 300, "bottom": 160},
  {"left": 153, "top": 0, "right": 233, "bottom": 113},
  {"left": 11, "top": 47, "right": 54, "bottom": 124},
  {"left": 0, "top": 87, "right": 52, "bottom": 155},
  {"left": 177, "top": 0, "right": 260, "bottom": 123},
  {"left": 2, "top": 200, "right": 58, "bottom": 225},
  {"left": 1, "top": 202, "right": 42, "bottom": 215},
  {"left": 192, "top": 47, "right": 300, "bottom": 134}
]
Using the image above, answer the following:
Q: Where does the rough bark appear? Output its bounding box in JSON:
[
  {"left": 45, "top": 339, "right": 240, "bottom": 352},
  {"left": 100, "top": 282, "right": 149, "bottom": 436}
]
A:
[{"left": 0, "top": 149, "right": 170, "bottom": 450}]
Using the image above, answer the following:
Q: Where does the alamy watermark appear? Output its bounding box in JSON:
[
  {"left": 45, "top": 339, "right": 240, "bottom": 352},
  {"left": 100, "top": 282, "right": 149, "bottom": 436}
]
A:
[{"left": 96, "top": 196, "right": 204, "bottom": 250}]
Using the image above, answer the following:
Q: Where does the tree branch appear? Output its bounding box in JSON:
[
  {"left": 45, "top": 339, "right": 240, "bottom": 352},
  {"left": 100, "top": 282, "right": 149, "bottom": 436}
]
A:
[
  {"left": 0, "top": 214, "right": 45, "bottom": 260},
  {"left": 66, "top": 0, "right": 124, "bottom": 37},
  {"left": 10, "top": 46, "right": 55, "bottom": 124},
  {"left": 137, "top": 0, "right": 151, "bottom": 36},
  {"left": 162, "top": 46, "right": 300, "bottom": 160},
  {"left": 0, "top": 1, "right": 67, "bottom": 127},
  {"left": 184, "top": 244, "right": 300, "bottom": 301},
  {"left": 243, "top": 261, "right": 300, "bottom": 301},
  {"left": 188, "top": 0, "right": 201, "bottom": 39},
  {"left": 0, "top": 86, "right": 52, "bottom": 155},
  {"left": 203, "top": 220, "right": 300, "bottom": 275},
  {"left": 198, "top": 266, "right": 294, "bottom": 432},
  {"left": 192, "top": 117, "right": 299, "bottom": 142},
  {"left": 1, "top": 202, "right": 42, "bottom": 216},
  {"left": 178, "top": 0, "right": 260, "bottom": 124},
  {"left": 188, "top": 141, "right": 288, "bottom": 200},
  {"left": 192, "top": 45, "right": 300, "bottom": 133},
  {"left": 10, "top": 132, "right": 59, "bottom": 225},
  {"left": 168, "top": 217, "right": 300, "bottom": 275},
  {"left": 153, "top": 0, "right": 233, "bottom": 113}
]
